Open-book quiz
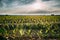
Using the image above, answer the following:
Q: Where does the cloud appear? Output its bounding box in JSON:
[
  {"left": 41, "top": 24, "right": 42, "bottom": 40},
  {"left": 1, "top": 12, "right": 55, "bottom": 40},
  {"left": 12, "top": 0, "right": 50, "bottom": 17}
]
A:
[
  {"left": 0, "top": 0, "right": 60, "bottom": 15},
  {"left": 42, "top": 0, "right": 50, "bottom": 1},
  {"left": 0, "top": 0, "right": 34, "bottom": 9},
  {"left": 42, "top": 0, "right": 60, "bottom": 8},
  {"left": 0, "top": 0, "right": 60, "bottom": 7},
  {"left": 0, "top": 0, "right": 60, "bottom": 9}
]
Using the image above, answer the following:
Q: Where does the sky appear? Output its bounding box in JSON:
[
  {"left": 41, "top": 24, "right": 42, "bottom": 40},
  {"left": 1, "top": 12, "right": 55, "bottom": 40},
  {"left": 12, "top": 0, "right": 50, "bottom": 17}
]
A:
[{"left": 0, "top": 0, "right": 60, "bottom": 15}]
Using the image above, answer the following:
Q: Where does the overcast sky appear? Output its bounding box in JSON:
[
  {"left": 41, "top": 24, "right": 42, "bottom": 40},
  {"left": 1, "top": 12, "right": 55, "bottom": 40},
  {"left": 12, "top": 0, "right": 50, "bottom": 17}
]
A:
[{"left": 0, "top": 0, "right": 60, "bottom": 15}]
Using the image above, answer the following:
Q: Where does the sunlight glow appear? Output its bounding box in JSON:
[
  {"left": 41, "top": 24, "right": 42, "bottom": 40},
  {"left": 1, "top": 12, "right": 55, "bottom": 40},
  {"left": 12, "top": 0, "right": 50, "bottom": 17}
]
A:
[{"left": 30, "top": 0, "right": 47, "bottom": 10}]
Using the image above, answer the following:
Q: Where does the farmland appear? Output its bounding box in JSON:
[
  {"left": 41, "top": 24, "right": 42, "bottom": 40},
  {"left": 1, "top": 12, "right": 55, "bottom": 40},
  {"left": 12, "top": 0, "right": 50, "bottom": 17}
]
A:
[{"left": 0, "top": 15, "right": 60, "bottom": 40}]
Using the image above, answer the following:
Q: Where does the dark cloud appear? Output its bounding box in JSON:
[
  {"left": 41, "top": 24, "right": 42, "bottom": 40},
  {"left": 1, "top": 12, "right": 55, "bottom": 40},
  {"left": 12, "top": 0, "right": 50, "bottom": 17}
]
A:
[
  {"left": 19, "top": 0, "right": 34, "bottom": 5},
  {"left": 53, "top": 4, "right": 60, "bottom": 8},
  {"left": 42, "top": 0, "right": 60, "bottom": 8},
  {"left": 0, "top": 0, "right": 34, "bottom": 8},
  {"left": 42, "top": 0, "right": 50, "bottom": 1},
  {"left": 52, "top": 0, "right": 60, "bottom": 8},
  {"left": 54, "top": 0, "right": 60, "bottom": 7},
  {"left": 0, "top": 0, "right": 60, "bottom": 13},
  {"left": 0, "top": 0, "right": 14, "bottom": 7},
  {"left": 0, "top": 0, "right": 60, "bottom": 8}
]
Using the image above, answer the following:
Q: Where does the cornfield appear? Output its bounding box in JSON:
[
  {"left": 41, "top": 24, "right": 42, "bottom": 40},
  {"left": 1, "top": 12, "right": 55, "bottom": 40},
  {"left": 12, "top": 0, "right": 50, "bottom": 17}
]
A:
[{"left": 0, "top": 15, "right": 60, "bottom": 40}]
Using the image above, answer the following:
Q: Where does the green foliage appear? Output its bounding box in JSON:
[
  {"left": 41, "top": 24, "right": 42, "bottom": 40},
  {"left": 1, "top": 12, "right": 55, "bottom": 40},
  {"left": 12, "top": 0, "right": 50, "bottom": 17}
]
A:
[{"left": 0, "top": 15, "right": 60, "bottom": 38}]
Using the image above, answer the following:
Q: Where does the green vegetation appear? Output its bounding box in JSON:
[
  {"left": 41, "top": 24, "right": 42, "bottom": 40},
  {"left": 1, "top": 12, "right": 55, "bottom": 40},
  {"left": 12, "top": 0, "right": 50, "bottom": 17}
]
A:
[{"left": 0, "top": 15, "right": 60, "bottom": 40}]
